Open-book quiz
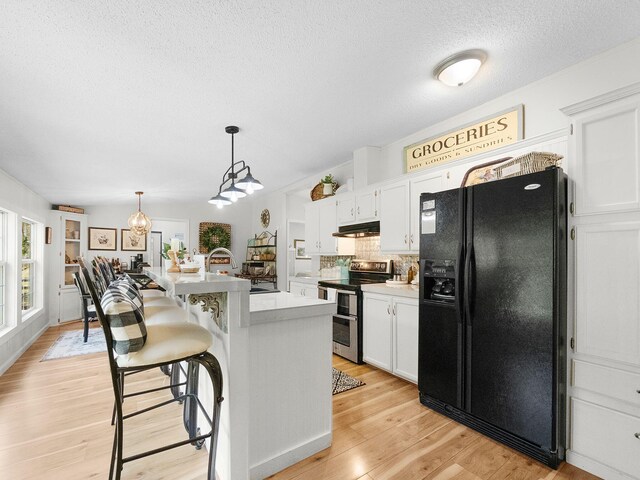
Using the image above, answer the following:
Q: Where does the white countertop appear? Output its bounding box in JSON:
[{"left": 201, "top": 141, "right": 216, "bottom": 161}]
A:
[
  {"left": 144, "top": 267, "right": 251, "bottom": 295},
  {"left": 361, "top": 283, "right": 420, "bottom": 299},
  {"left": 250, "top": 292, "right": 336, "bottom": 325}
]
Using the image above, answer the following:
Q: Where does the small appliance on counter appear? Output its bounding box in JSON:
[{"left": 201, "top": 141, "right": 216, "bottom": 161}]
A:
[
  {"left": 318, "top": 259, "right": 393, "bottom": 363},
  {"left": 130, "top": 254, "right": 144, "bottom": 272}
]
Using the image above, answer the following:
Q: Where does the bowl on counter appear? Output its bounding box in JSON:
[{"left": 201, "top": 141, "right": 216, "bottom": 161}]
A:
[{"left": 180, "top": 263, "right": 201, "bottom": 274}]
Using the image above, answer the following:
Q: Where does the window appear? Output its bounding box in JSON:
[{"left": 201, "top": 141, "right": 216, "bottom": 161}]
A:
[
  {"left": 21, "top": 220, "right": 35, "bottom": 312},
  {"left": 0, "top": 211, "right": 5, "bottom": 327}
]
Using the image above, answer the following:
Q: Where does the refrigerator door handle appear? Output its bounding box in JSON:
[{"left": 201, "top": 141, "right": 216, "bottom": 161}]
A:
[
  {"left": 456, "top": 242, "right": 464, "bottom": 322},
  {"left": 466, "top": 246, "right": 475, "bottom": 323}
]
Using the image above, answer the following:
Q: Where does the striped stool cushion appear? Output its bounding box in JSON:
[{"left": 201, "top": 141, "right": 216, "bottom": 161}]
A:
[{"left": 101, "top": 285, "right": 147, "bottom": 354}]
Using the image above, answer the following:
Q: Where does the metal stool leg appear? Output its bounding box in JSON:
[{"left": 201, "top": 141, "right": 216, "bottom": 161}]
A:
[{"left": 192, "top": 352, "right": 224, "bottom": 480}]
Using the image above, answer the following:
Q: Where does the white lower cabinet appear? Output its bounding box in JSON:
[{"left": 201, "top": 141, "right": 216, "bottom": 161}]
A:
[
  {"left": 571, "top": 398, "right": 640, "bottom": 479},
  {"left": 363, "top": 292, "right": 418, "bottom": 383},
  {"left": 288, "top": 281, "right": 318, "bottom": 299}
]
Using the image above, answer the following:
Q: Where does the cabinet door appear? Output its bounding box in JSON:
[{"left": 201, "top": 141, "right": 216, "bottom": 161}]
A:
[
  {"left": 304, "top": 203, "right": 320, "bottom": 254},
  {"left": 303, "top": 285, "right": 318, "bottom": 299},
  {"left": 393, "top": 296, "right": 419, "bottom": 383},
  {"left": 356, "top": 189, "right": 378, "bottom": 222},
  {"left": 575, "top": 222, "right": 640, "bottom": 366},
  {"left": 318, "top": 200, "right": 337, "bottom": 254},
  {"left": 363, "top": 293, "right": 392, "bottom": 371},
  {"left": 336, "top": 196, "right": 356, "bottom": 226},
  {"left": 59, "top": 287, "right": 81, "bottom": 322},
  {"left": 572, "top": 95, "right": 640, "bottom": 215},
  {"left": 380, "top": 182, "right": 410, "bottom": 252},
  {"left": 289, "top": 281, "right": 305, "bottom": 296},
  {"left": 409, "top": 174, "right": 444, "bottom": 251}
]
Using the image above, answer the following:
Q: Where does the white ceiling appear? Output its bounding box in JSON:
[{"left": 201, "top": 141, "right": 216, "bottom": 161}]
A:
[{"left": 1, "top": 1, "right": 639, "bottom": 206}]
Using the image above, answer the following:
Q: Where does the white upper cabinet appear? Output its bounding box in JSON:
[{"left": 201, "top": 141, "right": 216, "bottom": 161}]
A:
[
  {"left": 380, "top": 181, "right": 410, "bottom": 252},
  {"left": 336, "top": 188, "right": 379, "bottom": 226},
  {"left": 564, "top": 86, "right": 640, "bottom": 216},
  {"left": 380, "top": 173, "right": 444, "bottom": 253},
  {"left": 355, "top": 189, "right": 378, "bottom": 222},
  {"left": 409, "top": 173, "right": 445, "bottom": 251},
  {"left": 305, "top": 198, "right": 337, "bottom": 255},
  {"left": 336, "top": 195, "right": 356, "bottom": 225}
]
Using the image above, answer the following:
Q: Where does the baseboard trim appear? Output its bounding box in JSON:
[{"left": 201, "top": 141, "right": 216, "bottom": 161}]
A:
[
  {"left": 566, "top": 450, "right": 637, "bottom": 480},
  {"left": 249, "top": 431, "right": 332, "bottom": 480},
  {"left": 0, "top": 321, "right": 49, "bottom": 375}
]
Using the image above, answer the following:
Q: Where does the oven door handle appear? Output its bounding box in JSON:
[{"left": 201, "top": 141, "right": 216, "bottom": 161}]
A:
[
  {"left": 333, "top": 313, "right": 357, "bottom": 321},
  {"left": 335, "top": 289, "right": 356, "bottom": 297}
]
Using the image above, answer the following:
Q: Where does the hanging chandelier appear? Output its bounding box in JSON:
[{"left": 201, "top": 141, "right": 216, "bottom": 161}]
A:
[
  {"left": 208, "top": 126, "right": 263, "bottom": 209},
  {"left": 128, "top": 191, "right": 152, "bottom": 235}
]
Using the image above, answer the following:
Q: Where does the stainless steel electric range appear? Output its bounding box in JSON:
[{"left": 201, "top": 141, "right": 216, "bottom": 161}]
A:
[{"left": 318, "top": 259, "right": 393, "bottom": 363}]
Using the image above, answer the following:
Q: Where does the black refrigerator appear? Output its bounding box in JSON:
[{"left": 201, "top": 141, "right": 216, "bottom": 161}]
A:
[{"left": 418, "top": 167, "right": 567, "bottom": 467}]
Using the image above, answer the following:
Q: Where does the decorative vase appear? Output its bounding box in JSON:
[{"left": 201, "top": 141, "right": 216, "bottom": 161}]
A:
[
  {"left": 166, "top": 250, "right": 181, "bottom": 273},
  {"left": 322, "top": 182, "right": 333, "bottom": 195}
]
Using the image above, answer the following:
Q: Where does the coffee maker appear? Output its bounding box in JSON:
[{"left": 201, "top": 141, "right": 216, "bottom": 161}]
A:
[{"left": 130, "top": 254, "right": 144, "bottom": 272}]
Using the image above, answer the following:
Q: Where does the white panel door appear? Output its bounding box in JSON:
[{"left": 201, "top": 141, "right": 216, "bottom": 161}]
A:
[
  {"left": 575, "top": 222, "right": 640, "bottom": 365},
  {"left": 393, "top": 296, "right": 419, "bottom": 383},
  {"left": 363, "top": 293, "right": 392, "bottom": 371},
  {"left": 380, "top": 182, "right": 410, "bottom": 252},
  {"left": 318, "top": 200, "right": 338, "bottom": 254},
  {"left": 573, "top": 96, "right": 640, "bottom": 215},
  {"left": 304, "top": 203, "right": 319, "bottom": 254},
  {"left": 409, "top": 173, "right": 444, "bottom": 251},
  {"left": 356, "top": 189, "right": 378, "bottom": 222}
]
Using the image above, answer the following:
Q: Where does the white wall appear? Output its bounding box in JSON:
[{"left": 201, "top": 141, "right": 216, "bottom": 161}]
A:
[
  {"left": 371, "top": 37, "right": 640, "bottom": 183},
  {"left": 84, "top": 200, "right": 252, "bottom": 274},
  {"left": 0, "top": 168, "right": 51, "bottom": 374}
]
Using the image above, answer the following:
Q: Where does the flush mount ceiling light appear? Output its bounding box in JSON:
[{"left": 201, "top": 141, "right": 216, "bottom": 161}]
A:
[
  {"left": 433, "top": 49, "right": 487, "bottom": 87},
  {"left": 128, "top": 191, "right": 152, "bottom": 235},
  {"left": 208, "top": 126, "right": 264, "bottom": 209}
]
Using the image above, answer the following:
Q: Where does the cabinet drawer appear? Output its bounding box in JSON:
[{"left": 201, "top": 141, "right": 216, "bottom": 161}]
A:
[
  {"left": 571, "top": 398, "right": 640, "bottom": 478},
  {"left": 573, "top": 360, "right": 640, "bottom": 405}
]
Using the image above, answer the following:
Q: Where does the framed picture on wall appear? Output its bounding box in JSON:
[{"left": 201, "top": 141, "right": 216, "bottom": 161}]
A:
[
  {"left": 121, "top": 229, "right": 147, "bottom": 251},
  {"left": 88, "top": 227, "right": 117, "bottom": 250},
  {"left": 294, "top": 239, "right": 309, "bottom": 259}
]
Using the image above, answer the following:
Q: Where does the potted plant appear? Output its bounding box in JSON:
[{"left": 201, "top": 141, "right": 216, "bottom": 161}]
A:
[
  {"left": 321, "top": 174, "right": 334, "bottom": 195},
  {"left": 162, "top": 242, "right": 187, "bottom": 262}
]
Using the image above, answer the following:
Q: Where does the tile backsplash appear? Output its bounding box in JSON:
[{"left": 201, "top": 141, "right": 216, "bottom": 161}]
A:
[{"left": 320, "top": 236, "right": 418, "bottom": 275}]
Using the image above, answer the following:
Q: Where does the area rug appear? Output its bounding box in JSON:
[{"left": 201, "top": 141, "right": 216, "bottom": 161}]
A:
[
  {"left": 332, "top": 367, "right": 365, "bottom": 395},
  {"left": 41, "top": 329, "right": 106, "bottom": 361}
]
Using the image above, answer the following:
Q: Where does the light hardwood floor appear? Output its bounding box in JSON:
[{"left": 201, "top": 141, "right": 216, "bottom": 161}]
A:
[{"left": 0, "top": 323, "right": 599, "bottom": 480}]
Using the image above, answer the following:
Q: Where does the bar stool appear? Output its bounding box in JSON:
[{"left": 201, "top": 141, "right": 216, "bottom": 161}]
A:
[
  {"left": 78, "top": 259, "right": 223, "bottom": 480},
  {"left": 72, "top": 271, "right": 97, "bottom": 342}
]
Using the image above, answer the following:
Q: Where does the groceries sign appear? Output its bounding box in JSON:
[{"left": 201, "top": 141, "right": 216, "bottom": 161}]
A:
[{"left": 404, "top": 105, "right": 524, "bottom": 173}]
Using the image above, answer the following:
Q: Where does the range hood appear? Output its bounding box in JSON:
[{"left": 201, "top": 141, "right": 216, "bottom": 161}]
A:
[{"left": 332, "top": 221, "right": 380, "bottom": 238}]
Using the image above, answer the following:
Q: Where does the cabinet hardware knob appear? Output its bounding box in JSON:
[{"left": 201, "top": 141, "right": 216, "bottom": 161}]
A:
[
  {"left": 387, "top": 305, "right": 390, "bottom": 315},
  {"left": 635, "top": 432, "right": 640, "bottom": 439},
  {"left": 357, "top": 206, "right": 360, "bottom": 215},
  {"left": 404, "top": 235, "right": 407, "bottom": 244},
  {"left": 351, "top": 208, "right": 353, "bottom": 216},
  {"left": 636, "top": 389, "right": 640, "bottom": 394},
  {"left": 393, "top": 306, "right": 396, "bottom": 316},
  {"left": 410, "top": 233, "right": 414, "bottom": 245}
]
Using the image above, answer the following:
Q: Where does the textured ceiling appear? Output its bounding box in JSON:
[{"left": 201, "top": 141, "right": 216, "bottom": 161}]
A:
[{"left": 1, "top": 1, "right": 639, "bottom": 206}]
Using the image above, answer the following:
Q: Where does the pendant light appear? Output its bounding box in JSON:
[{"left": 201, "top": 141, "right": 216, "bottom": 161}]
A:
[
  {"left": 208, "top": 126, "right": 263, "bottom": 208},
  {"left": 433, "top": 49, "right": 487, "bottom": 87},
  {"left": 128, "top": 191, "right": 152, "bottom": 235}
]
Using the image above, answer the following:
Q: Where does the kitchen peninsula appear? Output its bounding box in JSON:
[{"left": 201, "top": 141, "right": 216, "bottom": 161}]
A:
[{"left": 144, "top": 267, "right": 336, "bottom": 480}]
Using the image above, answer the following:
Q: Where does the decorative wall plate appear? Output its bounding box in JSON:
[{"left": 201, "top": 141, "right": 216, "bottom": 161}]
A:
[{"left": 260, "top": 209, "right": 270, "bottom": 228}]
